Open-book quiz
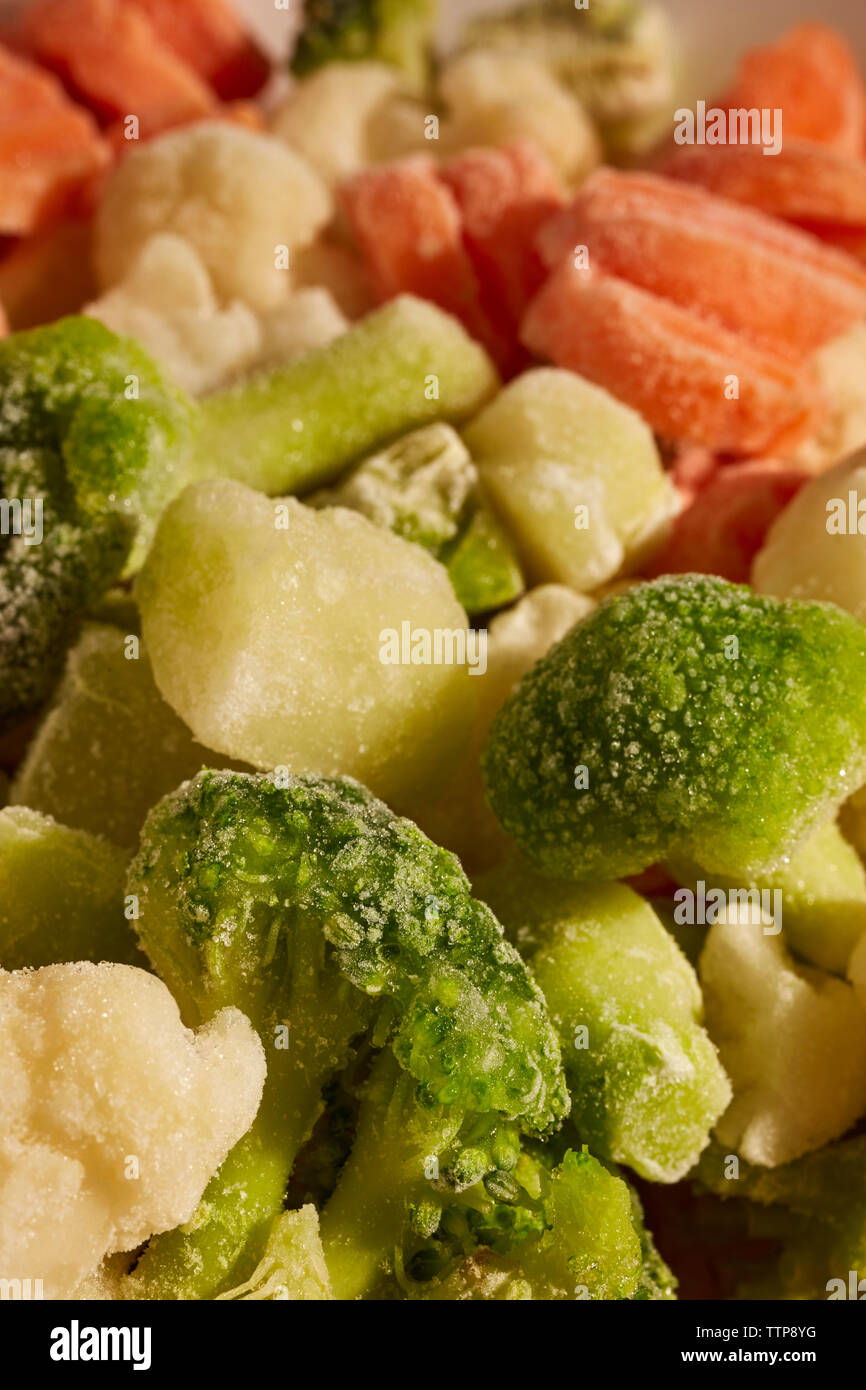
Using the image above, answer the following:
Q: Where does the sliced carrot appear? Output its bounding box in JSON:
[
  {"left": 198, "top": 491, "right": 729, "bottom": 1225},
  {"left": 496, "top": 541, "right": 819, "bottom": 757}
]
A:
[
  {"left": 717, "top": 23, "right": 866, "bottom": 156},
  {"left": 520, "top": 260, "right": 821, "bottom": 453},
  {"left": 127, "top": 0, "right": 269, "bottom": 101},
  {"left": 537, "top": 169, "right": 866, "bottom": 363},
  {"left": 663, "top": 141, "right": 866, "bottom": 232},
  {"left": 643, "top": 458, "right": 810, "bottom": 584},
  {"left": 439, "top": 140, "right": 564, "bottom": 327},
  {"left": 0, "top": 44, "right": 109, "bottom": 236},
  {"left": 339, "top": 157, "right": 508, "bottom": 367},
  {"left": 0, "top": 301, "right": 7, "bottom": 338},
  {"left": 21, "top": 0, "right": 214, "bottom": 132}
]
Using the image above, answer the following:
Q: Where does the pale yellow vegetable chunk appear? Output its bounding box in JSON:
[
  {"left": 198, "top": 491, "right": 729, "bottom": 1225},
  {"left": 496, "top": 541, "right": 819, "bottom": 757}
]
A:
[
  {"left": 137, "top": 479, "right": 477, "bottom": 810},
  {"left": 465, "top": 369, "right": 674, "bottom": 592},
  {"left": 753, "top": 446, "right": 866, "bottom": 623}
]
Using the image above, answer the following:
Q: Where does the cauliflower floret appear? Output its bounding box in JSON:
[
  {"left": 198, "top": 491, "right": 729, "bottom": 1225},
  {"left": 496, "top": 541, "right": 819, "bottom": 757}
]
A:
[
  {"left": 700, "top": 908, "right": 866, "bottom": 1167},
  {"left": 272, "top": 61, "right": 412, "bottom": 186},
  {"left": 255, "top": 287, "right": 348, "bottom": 373},
  {"left": 86, "top": 234, "right": 262, "bottom": 396},
  {"left": 0, "top": 961, "right": 265, "bottom": 1297},
  {"left": 438, "top": 50, "right": 601, "bottom": 188},
  {"left": 95, "top": 122, "right": 332, "bottom": 312},
  {"left": 87, "top": 238, "right": 348, "bottom": 394}
]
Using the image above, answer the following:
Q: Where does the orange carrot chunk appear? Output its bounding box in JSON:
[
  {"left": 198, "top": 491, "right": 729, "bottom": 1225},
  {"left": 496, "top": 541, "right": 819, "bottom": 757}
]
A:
[
  {"left": 339, "top": 157, "right": 508, "bottom": 367},
  {"left": 643, "top": 458, "right": 810, "bottom": 584},
  {"left": 717, "top": 23, "right": 866, "bottom": 156},
  {"left": 0, "top": 43, "right": 108, "bottom": 236},
  {"left": 663, "top": 141, "right": 866, "bottom": 233},
  {"left": 21, "top": 0, "right": 214, "bottom": 133},
  {"left": 538, "top": 169, "right": 866, "bottom": 363},
  {"left": 439, "top": 140, "right": 564, "bottom": 326},
  {"left": 520, "top": 260, "right": 821, "bottom": 453},
  {"left": 127, "top": 0, "right": 269, "bottom": 101}
]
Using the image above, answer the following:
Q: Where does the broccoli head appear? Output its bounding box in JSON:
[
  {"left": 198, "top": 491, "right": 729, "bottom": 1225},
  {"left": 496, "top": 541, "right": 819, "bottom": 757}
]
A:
[
  {"left": 483, "top": 575, "right": 866, "bottom": 882},
  {"left": 0, "top": 317, "right": 195, "bottom": 729},
  {"left": 124, "top": 770, "right": 567, "bottom": 1299},
  {"left": 291, "top": 0, "right": 436, "bottom": 90},
  {"left": 391, "top": 1141, "right": 671, "bottom": 1301}
]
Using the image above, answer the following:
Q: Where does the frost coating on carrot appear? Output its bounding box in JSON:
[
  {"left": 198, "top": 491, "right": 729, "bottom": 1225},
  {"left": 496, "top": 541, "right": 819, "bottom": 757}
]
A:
[
  {"left": 0, "top": 44, "right": 108, "bottom": 237},
  {"left": 521, "top": 259, "right": 820, "bottom": 452},
  {"left": 717, "top": 23, "right": 866, "bottom": 156},
  {"left": 483, "top": 574, "right": 866, "bottom": 882},
  {"left": 538, "top": 169, "right": 866, "bottom": 364},
  {"left": 21, "top": 0, "right": 215, "bottom": 133}
]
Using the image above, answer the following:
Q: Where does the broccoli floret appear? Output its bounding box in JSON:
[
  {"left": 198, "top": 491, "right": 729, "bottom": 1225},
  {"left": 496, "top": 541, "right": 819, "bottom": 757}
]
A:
[
  {"left": 309, "top": 423, "right": 524, "bottom": 614},
  {"left": 0, "top": 318, "right": 195, "bottom": 730},
  {"left": 291, "top": 0, "right": 436, "bottom": 90},
  {"left": 124, "top": 770, "right": 567, "bottom": 1299},
  {"left": 394, "top": 1142, "right": 654, "bottom": 1301},
  {"left": 484, "top": 575, "right": 866, "bottom": 882}
]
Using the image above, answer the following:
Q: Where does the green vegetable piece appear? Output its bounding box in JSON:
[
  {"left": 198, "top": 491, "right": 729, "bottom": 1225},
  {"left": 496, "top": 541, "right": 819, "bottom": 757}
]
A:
[
  {"left": 484, "top": 575, "right": 866, "bottom": 882},
  {"left": 403, "top": 1144, "right": 649, "bottom": 1301},
  {"left": 0, "top": 805, "right": 138, "bottom": 968},
  {"left": 195, "top": 296, "right": 499, "bottom": 496},
  {"left": 476, "top": 864, "right": 731, "bottom": 1181},
  {"left": 518, "top": 1148, "right": 642, "bottom": 1299},
  {"left": 291, "top": 0, "right": 436, "bottom": 91},
  {"left": 217, "top": 1207, "right": 333, "bottom": 1301},
  {"left": 443, "top": 505, "right": 524, "bottom": 615},
  {"left": 0, "top": 317, "right": 195, "bottom": 729},
  {"left": 311, "top": 422, "right": 477, "bottom": 552},
  {"left": 11, "top": 625, "right": 249, "bottom": 848},
  {"left": 126, "top": 770, "right": 567, "bottom": 1299},
  {"left": 666, "top": 821, "right": 866, "bottom": 976},
  {"left": 458, "top": 0, "right": 675, "bottom": 154},
  {"left": 310, "top": 421, "right": 524, "bottom": 614}
]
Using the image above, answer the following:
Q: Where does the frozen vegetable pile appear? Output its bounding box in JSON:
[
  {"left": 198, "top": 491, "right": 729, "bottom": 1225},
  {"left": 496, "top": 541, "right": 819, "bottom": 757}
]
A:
[{"left": 4, "top": 0, "right": 866, "bottom": 1302}]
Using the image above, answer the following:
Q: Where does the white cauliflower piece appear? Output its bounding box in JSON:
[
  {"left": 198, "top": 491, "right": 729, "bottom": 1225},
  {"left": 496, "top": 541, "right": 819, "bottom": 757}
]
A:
[
  {"left": 86, "top": 234, "right": 262, "bottom": 397},
  {"left": 0, "top": 962, "right": 265, "bottom": 1298},
  {"left": 95, "top": 123, "right": 332, "bottom": 312},
  {"left": 272, "top": 61, "right": 412, "bottom": 186},
  {"left": 255, "top": 288, "right": 348, "bottom": 373},
  {"left": 700, "top": 909, "right": 866, "bottom": 1167},
  {"left": 438, "top": 50, "right": 601, "bottom": 188}
]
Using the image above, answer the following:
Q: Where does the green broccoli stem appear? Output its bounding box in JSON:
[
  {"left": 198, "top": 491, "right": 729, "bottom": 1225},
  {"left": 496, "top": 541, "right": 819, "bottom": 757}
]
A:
[
  {"left": 127, "top": 1058, "right": 324, "bottom": 1301},
  {"left": 320, "top": 1054, "right": 463, "bottom": 1300},
  {"left": 193, "top": 297, "right": 498, "bottom": 497}
]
